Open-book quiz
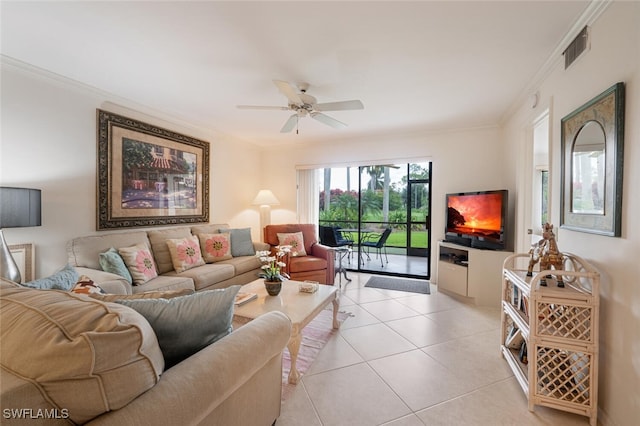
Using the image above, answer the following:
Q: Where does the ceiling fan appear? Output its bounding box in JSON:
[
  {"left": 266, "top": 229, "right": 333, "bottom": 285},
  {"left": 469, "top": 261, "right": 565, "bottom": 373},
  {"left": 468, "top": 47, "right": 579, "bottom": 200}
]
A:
[{"left": 237, "top": 80, "right": 364, "bottom": 133}]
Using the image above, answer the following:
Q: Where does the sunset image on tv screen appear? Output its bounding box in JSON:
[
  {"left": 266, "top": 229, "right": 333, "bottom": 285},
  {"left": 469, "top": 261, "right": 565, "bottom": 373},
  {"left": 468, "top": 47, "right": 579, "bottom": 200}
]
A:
[{"left": 447, "top": 193, "right": 503, "bottom": 238}]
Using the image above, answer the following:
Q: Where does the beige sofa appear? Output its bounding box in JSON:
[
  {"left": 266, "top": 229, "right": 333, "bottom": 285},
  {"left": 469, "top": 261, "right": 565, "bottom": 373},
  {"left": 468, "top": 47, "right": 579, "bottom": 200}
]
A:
[
  {"left": 0, "top": 280, "right": 292, "bottom": 425},
  {"left": 67, "top": 224, "right": 268, "bottom": 294}
]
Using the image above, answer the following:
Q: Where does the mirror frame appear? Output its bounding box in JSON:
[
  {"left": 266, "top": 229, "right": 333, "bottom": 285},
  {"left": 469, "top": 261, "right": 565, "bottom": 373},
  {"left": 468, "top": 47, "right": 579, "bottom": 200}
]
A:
[{"left": 560, "top": 82, "right": 625, "bottom": 237}]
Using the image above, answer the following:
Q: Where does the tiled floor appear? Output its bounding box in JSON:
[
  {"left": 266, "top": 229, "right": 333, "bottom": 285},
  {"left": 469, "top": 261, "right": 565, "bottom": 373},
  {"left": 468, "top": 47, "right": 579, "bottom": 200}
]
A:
[{"left": 277, "top": 273, "right": 592, "bottom": 426}]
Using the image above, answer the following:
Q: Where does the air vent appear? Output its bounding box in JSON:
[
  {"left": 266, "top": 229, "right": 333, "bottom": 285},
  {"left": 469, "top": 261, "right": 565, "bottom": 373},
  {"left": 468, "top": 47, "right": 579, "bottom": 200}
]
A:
[{"left": 564, "top": 26, "right": 589, "bottom": 69}]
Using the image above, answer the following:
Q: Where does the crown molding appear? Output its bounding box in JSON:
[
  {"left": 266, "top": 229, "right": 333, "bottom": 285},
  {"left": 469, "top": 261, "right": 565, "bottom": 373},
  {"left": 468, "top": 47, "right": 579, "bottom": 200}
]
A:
[{"left": 501, "top": 0, "right": 612, "bottom": 124}]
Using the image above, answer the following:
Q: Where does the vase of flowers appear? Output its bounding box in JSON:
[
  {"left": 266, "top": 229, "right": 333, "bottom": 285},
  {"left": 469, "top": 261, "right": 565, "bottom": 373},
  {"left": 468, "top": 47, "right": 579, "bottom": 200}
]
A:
[{"left": 256, "top": 245, "right": 291, "bottom": 296}]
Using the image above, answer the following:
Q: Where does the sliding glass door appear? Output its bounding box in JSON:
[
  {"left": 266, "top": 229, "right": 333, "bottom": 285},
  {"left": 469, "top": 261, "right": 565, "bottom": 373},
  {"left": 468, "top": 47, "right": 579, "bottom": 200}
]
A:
[{"left": 319, "top": 161, "right": 431, "bottom": 278}]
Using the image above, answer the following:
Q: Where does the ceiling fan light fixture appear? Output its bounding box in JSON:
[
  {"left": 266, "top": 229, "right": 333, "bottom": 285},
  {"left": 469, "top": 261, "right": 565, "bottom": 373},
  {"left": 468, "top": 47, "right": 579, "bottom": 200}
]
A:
[{"left": 240, "top": 80, "right": 363, "bottom": 133}]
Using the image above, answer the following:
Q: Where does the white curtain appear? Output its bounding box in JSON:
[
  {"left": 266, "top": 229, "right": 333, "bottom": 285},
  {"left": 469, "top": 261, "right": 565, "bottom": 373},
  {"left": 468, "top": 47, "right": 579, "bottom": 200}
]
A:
[{"left": 296, "top": 169, "right": 319, "bottom": 225}]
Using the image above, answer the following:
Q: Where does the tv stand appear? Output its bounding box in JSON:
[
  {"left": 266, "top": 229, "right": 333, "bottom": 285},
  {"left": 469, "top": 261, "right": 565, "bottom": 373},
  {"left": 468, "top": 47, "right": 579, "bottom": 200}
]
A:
[{"left": 437, "top": 241, "right": 512, "bottom": 307}]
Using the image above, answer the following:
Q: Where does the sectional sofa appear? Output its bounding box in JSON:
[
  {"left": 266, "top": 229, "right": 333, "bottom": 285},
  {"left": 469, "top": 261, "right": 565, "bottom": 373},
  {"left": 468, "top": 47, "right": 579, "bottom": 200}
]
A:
[
  {"left": 0, "top": 279, "right": 292, "bottom": 425},
  {"left": 67, "top": 223, "right": 268, "bottom": 294}
]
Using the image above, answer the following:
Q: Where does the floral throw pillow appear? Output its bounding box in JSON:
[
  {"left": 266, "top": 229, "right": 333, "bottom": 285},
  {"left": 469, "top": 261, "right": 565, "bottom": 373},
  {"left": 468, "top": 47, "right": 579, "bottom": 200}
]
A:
[
  {"left": 166, "top": 236, "right": 205, "bottom": 273},
  {"left": 198, "top": 233, "right": 232, "bottom": 263},
  {"left": 277, "top": 231, "right": 307, "bottom": 257},
  {"left": 71, "top": 275, "right": 106, "bottom": 295},
  {"left": 118, "top": 243, "right": 159, "bottom": 285}
]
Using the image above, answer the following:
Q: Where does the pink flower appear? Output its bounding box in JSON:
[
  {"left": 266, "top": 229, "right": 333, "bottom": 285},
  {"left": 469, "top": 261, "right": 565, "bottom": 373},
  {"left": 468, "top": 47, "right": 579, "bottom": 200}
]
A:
[
  {"left": 206, "top": 236, "right": 229, "bottom": 257},
  {"left": 135, "top": 250, "right": 156, "bottom": 278},
  {"left": 283, "top": 236, "right": 300, "bottom": 250},
  {"left": 176, "top": 239, "right": 201, "bottom": 264}
]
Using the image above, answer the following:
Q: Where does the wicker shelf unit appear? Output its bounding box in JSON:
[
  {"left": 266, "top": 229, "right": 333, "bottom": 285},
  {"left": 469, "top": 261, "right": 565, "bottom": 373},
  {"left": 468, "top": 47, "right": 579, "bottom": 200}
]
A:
[{"left": 500, "top": 253, "right": 600, "bottom": 426}]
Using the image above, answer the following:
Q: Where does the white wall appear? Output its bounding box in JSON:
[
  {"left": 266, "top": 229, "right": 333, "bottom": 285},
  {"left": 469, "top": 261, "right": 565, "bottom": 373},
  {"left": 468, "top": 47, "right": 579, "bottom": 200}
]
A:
[
  {"left": 502, "top": 2, "right": 640, "bottom": 424},
  {"left": 0, "top": 60, "right": 264, "bottom": 278},
  {"left": 260, "top": 125, "right": 513, "bottom": 279}
]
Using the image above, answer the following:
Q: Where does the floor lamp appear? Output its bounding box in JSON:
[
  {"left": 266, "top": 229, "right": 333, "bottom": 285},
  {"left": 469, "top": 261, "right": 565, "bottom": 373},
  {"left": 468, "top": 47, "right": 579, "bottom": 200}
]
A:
[
  {"left": 0, "top": 187, "right": 42, "bottom": 283},
  {"left": 252, "top": 190, "right": 280, "bottom": 242}
]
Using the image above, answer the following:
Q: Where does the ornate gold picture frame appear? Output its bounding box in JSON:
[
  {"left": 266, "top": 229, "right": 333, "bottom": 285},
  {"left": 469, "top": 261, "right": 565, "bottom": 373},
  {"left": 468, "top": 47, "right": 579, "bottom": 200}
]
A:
[{"left": 97, "top": 110, "right": 210, "bottom": 230}]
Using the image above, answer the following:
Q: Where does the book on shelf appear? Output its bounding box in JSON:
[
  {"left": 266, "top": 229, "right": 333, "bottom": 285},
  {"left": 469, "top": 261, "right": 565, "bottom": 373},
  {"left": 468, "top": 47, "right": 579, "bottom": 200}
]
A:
[
  {"left": 506, "top": 327, "right": 524, "bottom": 350},
  {"left": 521, "top": 296, "right": 529, "bottom": 318},
  {"left": 518, "top": 341, "right": 528, "bottom": 364},
  {"left": 235, "top": 292, "right": 257, "bottom": 306}
]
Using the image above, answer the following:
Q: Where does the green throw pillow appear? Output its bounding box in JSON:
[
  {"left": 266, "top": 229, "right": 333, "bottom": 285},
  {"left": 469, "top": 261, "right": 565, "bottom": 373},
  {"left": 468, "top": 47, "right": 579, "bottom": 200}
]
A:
[
  {"left": 116, "top": 286, "right": 241, "bottom": 368},
  {"left": 99, "top": 247, "right": 133, "bottom": 284},
  {"left": 219, "top": 228, "right": 255, "bottom": 257},
  {"left": 22, "top": 264, "right": 79, "bottom": 290}
]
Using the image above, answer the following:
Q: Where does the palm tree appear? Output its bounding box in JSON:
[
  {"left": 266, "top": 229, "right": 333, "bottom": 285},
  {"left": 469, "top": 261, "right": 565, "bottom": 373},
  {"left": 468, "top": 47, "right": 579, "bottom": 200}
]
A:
[{"left": 323, "top": 168, "right": 331, "bottom": 212}]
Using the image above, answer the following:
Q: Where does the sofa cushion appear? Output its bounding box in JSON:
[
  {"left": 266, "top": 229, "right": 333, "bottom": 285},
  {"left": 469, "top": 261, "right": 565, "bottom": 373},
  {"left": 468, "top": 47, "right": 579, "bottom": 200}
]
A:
[
  {"left": 131, "top": 275, "right": 196, "bottom": 294},
  {"left": 277, "top": 231, "right": 307, "bottom": 257},
  {"left": 99, "top": 247, "right": 133, "bottom": 284},
  {"left": 119, "top": 243, "right": 158, "bottom": 285},
  {"left": 147, "top": 227, "right": 193, "bottom": 274},
  {"left": 89, "top": 288, "right": 195, "bottom": 302},
  {"left": 190, "top": 223, "right": 230, "bottom": 236},
  {"left": 116, "top": 286, "right": 241, "bottom": 368},
  {"left": 0, "top": 286, "right": 164, "bottom": 424},
  {"left": 166, "top": 235, "right": 205, "bottom": 273},
  {"left": 218, "top": 255, "right": 262, "bottom": 276},
  {"left": 219, "top": 227, "right": 255, "bottom": 257},
  {"left": 67, "top": 231, "right": 150, "bottom": 270},
  {"left": 163, "top": 263, "right": 235, "bottom": 291},
  {"left": 198, "top": 232, "right": 232, "bottom": 263},
  {"left": 22, "top": 263, "right": 79, "bottom": 290},
  {"left": 70, "top": 275, "right": 106, "bottom": 295}
]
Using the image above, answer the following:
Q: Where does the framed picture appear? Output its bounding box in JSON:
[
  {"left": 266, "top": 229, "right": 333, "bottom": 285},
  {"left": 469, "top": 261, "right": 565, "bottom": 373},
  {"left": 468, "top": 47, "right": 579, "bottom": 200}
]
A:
[
  {"left": 97, "top": 109, "right": 210, "bottom": 230},
  {"left": 8, "top": 243, "right": 35, "bottom": 283},
  {"left": 560, "top": 82, "right": 625, "bottom": 237}
]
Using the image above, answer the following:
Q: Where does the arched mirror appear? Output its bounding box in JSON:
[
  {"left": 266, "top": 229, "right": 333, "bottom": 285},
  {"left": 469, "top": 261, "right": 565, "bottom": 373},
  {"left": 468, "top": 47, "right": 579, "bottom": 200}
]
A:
[
  {"left": 571, "top": 120, "right": 605, "bottom": 214},
  {"left": 561, "top": 83, "right": 625, "bottom": 237}
]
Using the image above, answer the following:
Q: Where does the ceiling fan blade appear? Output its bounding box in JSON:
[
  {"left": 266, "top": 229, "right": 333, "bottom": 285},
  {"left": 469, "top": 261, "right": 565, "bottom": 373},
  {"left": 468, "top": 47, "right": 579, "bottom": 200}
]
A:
[
  {"left": 237, "top": 105, "right": 289, "bottom": 111},
  {"left": 311, "top": 112, "right": 347, "bottom": 129},
  {"left": 273, "top": 80, "right": 303, "bottom": 106},
  {"left": 314, "top": 100, "right": 364, "bottom": 111},
  {"left": 280, "top": 114, "right": 298, "bottom": 133}
]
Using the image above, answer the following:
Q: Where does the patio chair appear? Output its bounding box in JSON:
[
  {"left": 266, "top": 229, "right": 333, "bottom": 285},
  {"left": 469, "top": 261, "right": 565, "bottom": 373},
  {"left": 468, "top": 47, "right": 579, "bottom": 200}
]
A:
[
  {"left": 361, "top": 227, "right": 392, "bottom": 267},
  {"left": 319, "top": 225, "right": 354, "bottom": 249}
]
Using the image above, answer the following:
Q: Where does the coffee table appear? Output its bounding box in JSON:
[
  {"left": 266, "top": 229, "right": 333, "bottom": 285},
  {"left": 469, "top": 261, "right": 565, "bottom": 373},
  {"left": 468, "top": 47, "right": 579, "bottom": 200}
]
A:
[{"left": 233, "top": 279, "right": 339, "bottom": 384}]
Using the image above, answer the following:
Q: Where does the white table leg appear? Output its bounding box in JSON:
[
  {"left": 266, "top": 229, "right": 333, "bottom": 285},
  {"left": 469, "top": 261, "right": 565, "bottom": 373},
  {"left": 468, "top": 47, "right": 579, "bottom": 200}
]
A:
[{"left": 287, "top": 332, "right": 302, "bottom": 384}]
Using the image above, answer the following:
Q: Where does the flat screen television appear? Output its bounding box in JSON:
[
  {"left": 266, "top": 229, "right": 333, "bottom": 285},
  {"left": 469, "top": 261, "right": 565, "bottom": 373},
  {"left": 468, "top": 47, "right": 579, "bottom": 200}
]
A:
[{"left": 445, "top": 189, "right": 508, "bottom": 250}]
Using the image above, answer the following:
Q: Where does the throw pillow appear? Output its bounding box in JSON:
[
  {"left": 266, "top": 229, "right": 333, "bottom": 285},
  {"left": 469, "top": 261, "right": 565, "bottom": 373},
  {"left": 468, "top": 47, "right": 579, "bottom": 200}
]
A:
[
  {"left": 166, "top": 235, "right": 205, "bottom": 273},
  {"left": 89, "top": 288, "right": 195, "bottom": 303},
  {"left": 71, "top": 275, "right": 106, "bottom": 295},
  {"left": 219, "top": 228, "right": 255, "bottom": 257},
  {"left": 277, "top": 231, "right": 307, "bottom": 257},
  {"left": 118, "top": 243, "right": 158, "bottom": 285},
  {"left": 116, "top": 286, "right": 241, "bottom": 368},
  {"left": 199, "top": 232, "right": 232, "bottom": 263},
  {"left": 99, "top": 247, "right": 133, "bottom": 284},
  {"left": 22, "top": 264, "right": 79, "bottom": 290}
]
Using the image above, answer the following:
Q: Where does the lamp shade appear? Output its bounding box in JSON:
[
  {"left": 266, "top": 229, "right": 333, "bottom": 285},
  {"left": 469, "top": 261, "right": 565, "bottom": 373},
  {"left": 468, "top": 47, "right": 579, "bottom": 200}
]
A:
[
  {"left": 0, "top": 187, "right": 42, "bottom": 228},
  {"left": 252, "top": 189, "right": 280, "bottom": 206}
]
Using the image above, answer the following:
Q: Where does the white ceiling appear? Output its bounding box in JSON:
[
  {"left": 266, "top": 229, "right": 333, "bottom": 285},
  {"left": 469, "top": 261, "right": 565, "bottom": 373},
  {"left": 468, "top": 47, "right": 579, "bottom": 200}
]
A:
[{"left": 1, "top": 1, "right": 591, "bottom": 147}]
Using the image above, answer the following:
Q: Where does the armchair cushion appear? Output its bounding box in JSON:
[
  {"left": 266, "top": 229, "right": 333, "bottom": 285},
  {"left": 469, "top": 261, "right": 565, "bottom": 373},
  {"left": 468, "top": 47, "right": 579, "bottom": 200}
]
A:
[{"left": 277, "top": 231, "right": 307, "bottom": 256}]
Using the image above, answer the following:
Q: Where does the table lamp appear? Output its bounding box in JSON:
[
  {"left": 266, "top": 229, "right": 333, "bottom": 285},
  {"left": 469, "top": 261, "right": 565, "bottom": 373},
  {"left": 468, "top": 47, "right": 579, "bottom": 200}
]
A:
[
  {"left": 0, "top": 187, "right": 42, "bottom": 283},
  {"left": 252, "top": 189, "right": 280, "bottom": 241}
]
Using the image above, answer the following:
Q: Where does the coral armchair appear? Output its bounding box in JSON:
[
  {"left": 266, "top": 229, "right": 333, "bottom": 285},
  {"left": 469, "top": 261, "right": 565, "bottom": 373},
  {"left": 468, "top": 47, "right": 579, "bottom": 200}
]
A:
[{"left": 264, "top": 224, "right": 335, "bottom": 285}]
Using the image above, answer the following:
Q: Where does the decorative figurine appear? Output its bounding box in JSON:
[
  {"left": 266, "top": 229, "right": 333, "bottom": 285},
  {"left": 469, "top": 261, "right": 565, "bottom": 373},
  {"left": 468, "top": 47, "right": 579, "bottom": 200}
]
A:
[{"left": 526, "top": 223, "right": 565, "bottom": 287}]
